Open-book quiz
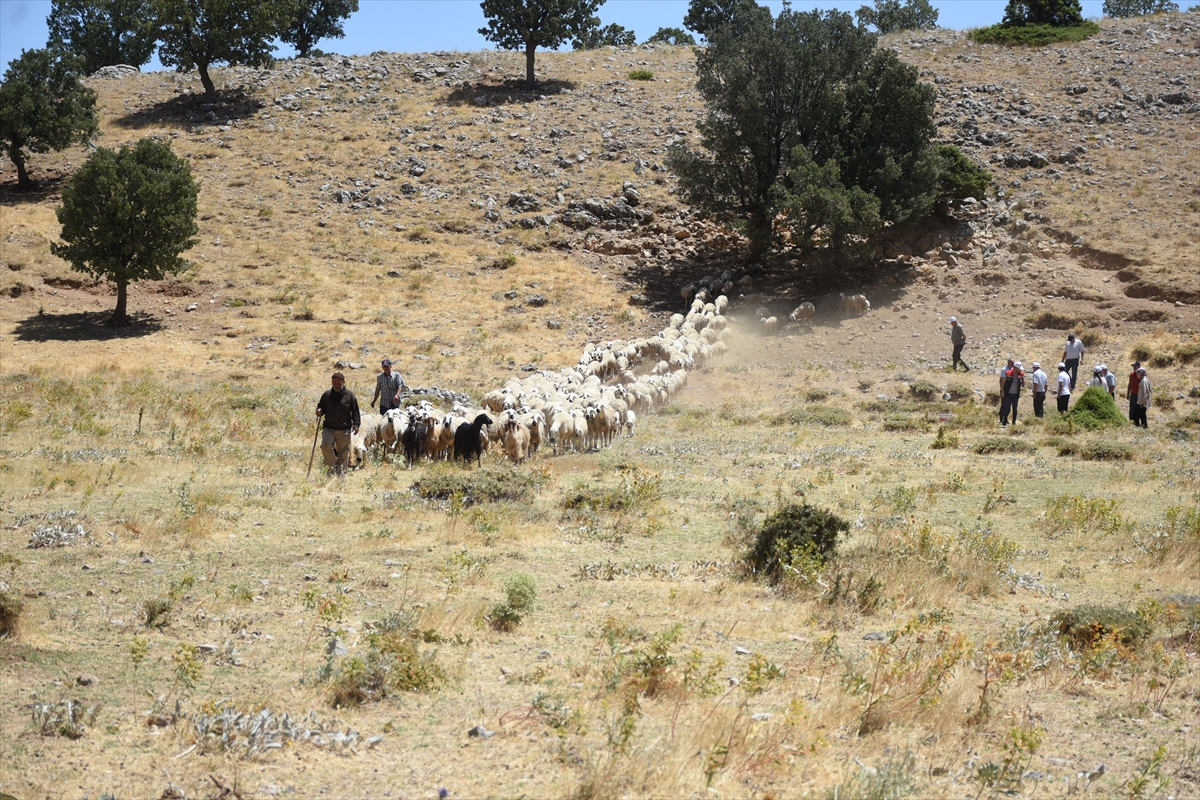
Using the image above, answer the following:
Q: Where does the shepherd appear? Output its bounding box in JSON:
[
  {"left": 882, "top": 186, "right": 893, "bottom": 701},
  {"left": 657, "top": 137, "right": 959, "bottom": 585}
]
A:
[{"left": 315, "top": 372, "right": 361, "bottom": 475}]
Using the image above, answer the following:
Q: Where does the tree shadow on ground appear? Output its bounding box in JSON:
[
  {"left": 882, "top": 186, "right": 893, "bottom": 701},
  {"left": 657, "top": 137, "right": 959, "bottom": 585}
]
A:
[
  {"left": 111, "top": 89, "right": 262, "bottom": 131},
  {"left": 444, "top": 78, "right": 577, "bottom": 108},
  {"left": 0, "top": 173, "right": 69, "bottom": 206},
  {"left": 12, "top": 311, "right": 164, "bottom": 342}
]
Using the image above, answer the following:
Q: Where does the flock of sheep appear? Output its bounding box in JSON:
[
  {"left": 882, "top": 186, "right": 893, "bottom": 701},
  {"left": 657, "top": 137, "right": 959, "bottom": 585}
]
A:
[
  {"left": 348, "top": 271, "right": 746, "bottom": 469},
  {"left": 345, "top": 268, "right": 874, "bottom": 470}
]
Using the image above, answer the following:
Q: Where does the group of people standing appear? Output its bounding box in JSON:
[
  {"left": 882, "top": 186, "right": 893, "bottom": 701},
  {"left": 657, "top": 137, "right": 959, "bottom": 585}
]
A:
[{"left": 949, "top": 320, "right": 1153, "bottom": 427}]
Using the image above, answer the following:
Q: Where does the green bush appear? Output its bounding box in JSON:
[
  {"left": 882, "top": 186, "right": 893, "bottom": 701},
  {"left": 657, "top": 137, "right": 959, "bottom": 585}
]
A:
[
  {"left": 773, "top": 404, "right": 852, "bottom": 427},
  {"left": 1130, "top": 343, "right": 1154, "bottom": 362},
  {"left": 1065, "top": 386, "right": 1126, "bottom": 430},
  {"left": 1150, "top": 352, "right": 1176, "bottom": 368},
  {"left": 908, "top": 379, "right": 940, "bottom": 401},
  {"left": 930, "top": 426, "right": 960, "bottom": 449},
  {"left": 1174, "top": 343, "right": 1200, "bottom": 364},
  {"left": 944, "top": 383, "right": 974, "bottom": 403},
  {"left": 326, "top": 613, "right": 444, "bottom": 707},
  {"left": 745, "top": 503, "right": 850, "bottom": 586},
  {"left": 935, "top": 144, "right": 992, "bottom": 200},
  {"left": 883, "top": 415, "right": 929, "bottom": 432},
  {"left": 412, "top": 466, "right": 545, "bottom": 507},
  {"left": 804, "top": 387, "right": 830, "bottom": 402},
  {"left": 1057, "top": 440, "right": 1135, "bottom": 461},
  {"left": 1052, "top": 604, "right": 1151, "bottom": 650},
  {"left": 970, "top": 21, "right": 1099, "bottom": 45},
  {"left": 0, "top": 590, "right": 22, "bottom": 637},
  {"left": 489, "top": 572, "right": 538, "bottom": 632},
  {"left": 627, "top": 69, "right": 654, "bottom": 81},
  {"left": 972, "top": 437, "right": 1036, "bottom": 455}
]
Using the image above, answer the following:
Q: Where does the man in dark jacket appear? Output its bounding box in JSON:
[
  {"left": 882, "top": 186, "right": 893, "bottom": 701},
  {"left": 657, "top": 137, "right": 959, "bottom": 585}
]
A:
[
  {"left": 999, "top": 360, "right": 1024, "bottom": 426},
  {"left": 316, "top": 372, "right": 361, "bottom": 474}
]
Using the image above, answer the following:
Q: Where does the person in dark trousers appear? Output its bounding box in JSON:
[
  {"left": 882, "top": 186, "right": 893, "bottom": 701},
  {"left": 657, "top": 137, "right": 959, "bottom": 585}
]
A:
[
  {"left": 1133, "top": 367, "right": 1151, "bottom": 428},
  {"left": 1061, "top": 333, "right": 1085, "bottom": 390},
  {"left": 949, "top": 317, "right": 970, "bottom": 371},
  {"left": 1055, "top": 362, "right": 1072, "bottom": 414},
  {"left": 1127, "top": 361, "right": 1142, "bottom": 422},
  {"left": 999, "top": 360, "right": 1024, "bottom": 426},
  {"left": 316, "top": 372, "right": 361, "bottom": 475},
  {"left": 1029, "top": 362, "right": 1048, "bottom": 418},
  {"left": 371, "top": 358, "right": 405, "bottom": 415}
]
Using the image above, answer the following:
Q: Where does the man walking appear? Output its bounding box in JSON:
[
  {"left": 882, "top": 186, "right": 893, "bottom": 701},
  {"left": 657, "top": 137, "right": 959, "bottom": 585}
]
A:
[
  {"left": 949, "top": 317, "right": 970, "bottom": 371},
  {"left": 316, "top": 372, "right": 361, "bottom": 475},
  {"left": 1030, "top": 361, "right": 1048, "bottom": 418},
  {"left": 1056, "top": 362, "right": 1072, "bottom": 414},
  {"left": 371, "top": 358, "right": 405, "bottom": 415},
  {"left": 999, "top": 360, "right": 1024, "bottom": 426},
  {"left": 1127, "top": 361, "right": 1142, "bottom": 422},
  {"left": 1061, "top": 333, "right": 1085, "bottom": 390},
  {"left": 1133, "top": 366, "right": 1151, "bottom": 428}
]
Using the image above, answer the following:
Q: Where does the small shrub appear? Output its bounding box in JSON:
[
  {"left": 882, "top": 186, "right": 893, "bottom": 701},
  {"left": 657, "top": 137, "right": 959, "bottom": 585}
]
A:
[
  {"left": 745, "top": 503, "right": 850, "bottom": 586},
  {"left": 1077, "top": 328, "right": 1106, "bottom": 348},
  {"left": 944, "top": 383, "right": 974, "bottom": 402},
  {"left": 908, "top": 379, "right": 940, "bottom": 401},
  {"left": 413, "top": 466, "right": 546, "bottom": 506},
  {"left": 32, "top": 700, "right": 101, "bottom": 738},
  {"left": 1150, "top": 352, "right": 1176, "bottom": 368},
  {"left": 627, "top": 69, "right": 654, "bottom": 80},
  {"left": 1175, "top": 343, "right": 1200, "bottom": 364},
  {"left": 561, "top": 469, "right": 661, "bottom": 513},
  {"left": 0, "top": 590, "right": 23, "bottom": 637},
  {"left": 883, "top": 415, "right": 928, "bottom": 432},
  {"left": 143, "top": 597, "right": 174, "bottom": 629},
  {"left": 1024, "top": 310, "right": 1098, "bottom": 330},
  {"left": 1058, "top": 440, "right": 1135, "bottom": 461},
  {"left": 1130, "top": 343, "right": 1154, "bottom": 362},
  {"left": 970, "top": 21, "right": 1099, "bottom": 46},
  {"left": 936, "top": 144, "right": 992, "bottom": 200},
  {"left": 503, "top": 572, "right": 537, "bottom": 615},
  {"left": 1065, "top": 386, "right": 1126, "bottom": 430},
  {"left": 804, "top": 387, "right": 830, "bottom": 402},
  {"left": 930, "top": 426, "right": 960, "bottom": 449},
  {"left": 972, "top": 437, "right": 1036, "bottom": 455},
  {"left": 1052, "top": 604, "right": 1150, "bottom": 650},
  {"left": 773, "top": 404, "right": 852, "bottom": 427},
  {"left": 326, "top": 613, "right": 444, "bottom": 707}
]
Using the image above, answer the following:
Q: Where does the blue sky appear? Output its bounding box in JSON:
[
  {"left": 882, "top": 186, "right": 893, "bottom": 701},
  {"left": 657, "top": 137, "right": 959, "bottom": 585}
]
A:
[{"left": 2, "top": 0, "right": 1111, "bottom": 71}]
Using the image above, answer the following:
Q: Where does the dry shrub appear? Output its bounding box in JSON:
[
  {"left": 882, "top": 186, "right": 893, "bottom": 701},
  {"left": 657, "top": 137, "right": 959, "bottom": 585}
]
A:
[
  {"left": 1051, "top": 604, "right": 1151, "bottom": 650},
  {"left": 1024, "top": 310, "right": 1098, "bottom": 330},
  {"left": 972, "top": 437, "right": 1036, "bottom": 455},
  {"left": 0, "top": 590, "right": 23, "bottom": 638},
  {"left": 325, "top": 613, "right": 444, "bottom": 708}
]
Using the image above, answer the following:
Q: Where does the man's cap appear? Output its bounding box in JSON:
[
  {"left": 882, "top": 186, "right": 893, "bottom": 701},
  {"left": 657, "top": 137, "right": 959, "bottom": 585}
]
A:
[
  {"left": 1132, "top": 360, "right": 1141, "bottom": 367},
  {"left": 1032, "top": 362, "right": 1040, "bottom": 369},
  {"left": 1058, "top": 362, "right": 1067, "bottom": 369},
  {"left": 949, "top": 316, "right": 957, "bottom": 322},
  {"left": 381, "top": 359, "right": 392, "bottom": 366}
]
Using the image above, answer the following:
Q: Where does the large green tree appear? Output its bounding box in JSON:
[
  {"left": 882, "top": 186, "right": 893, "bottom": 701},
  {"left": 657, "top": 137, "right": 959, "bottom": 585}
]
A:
[
  {"left": 645, "top": 26, "right": 696, "bottom": 45},
  {"left": 682, "top": 0, "right": 771, "bottom": 39},
  {"left": 0, "top": 49, "right": 98, "bottom": 190},
  {"left": 52, "top": 138, "right": 200, "bottom": 326},
  {"left": 666, "top": 8, "right": 879, "bottom": 261},
  {"left": 854, "top": 0, "right": 939, "bottom": 33},
  {"left": 1102, "top": 0, "right": 1178, "bottom": 16},
  {"left": 47, "top": 0, "right": 159, "bottom": 74},
  {"left": 154, "top": 0, "right": 280, "bottom": 96},
  {"left": 572, "top": 22, "right": 635, "bottom": 50},
  {"left": 1002, "top": 0, "right": 1084, "bottom": 26},
  {"left": 278, "top": 0, "right": 359, "bottom": 59},
  {"left": 479, "top": 0, "right": 604, "bottom": 88}
]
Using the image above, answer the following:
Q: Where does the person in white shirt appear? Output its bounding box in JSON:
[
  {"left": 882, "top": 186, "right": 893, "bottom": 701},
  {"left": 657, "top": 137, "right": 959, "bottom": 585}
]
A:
[
  {"left": 1029, "top": 362, "right": 1049, "bottom": 418},
  {"left": 1101, "top": 365, "right": 1117, "bottom": 398},
  {"left": 1060, "top": 333, "right": 1086, "bottom": 390},
  {"left": 1056, "top": 362, "right": 1072, "bottom": 414}
]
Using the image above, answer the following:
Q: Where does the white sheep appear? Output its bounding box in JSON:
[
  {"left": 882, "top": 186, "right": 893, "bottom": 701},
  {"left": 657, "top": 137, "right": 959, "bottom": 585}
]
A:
[
  {"left": 839, "top": 292, "right": 870, "bottom": 317},
  {"left": 761, "top": 316, "right": 778, "bottom": 335},
  {"left": 789, "top": 302, "right": 815, "bottom": 323}
]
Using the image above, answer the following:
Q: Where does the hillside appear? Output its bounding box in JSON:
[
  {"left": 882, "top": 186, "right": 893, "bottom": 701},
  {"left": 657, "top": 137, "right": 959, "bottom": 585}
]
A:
[{"left": 1, "top": 14, "right": 1199, "bottom": 800}]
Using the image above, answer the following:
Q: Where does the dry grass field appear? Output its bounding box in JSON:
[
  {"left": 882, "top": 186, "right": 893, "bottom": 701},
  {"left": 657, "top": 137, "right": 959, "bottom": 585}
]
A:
[{"left": 1, "top": 14, "right": 1199, "bottom": 799}]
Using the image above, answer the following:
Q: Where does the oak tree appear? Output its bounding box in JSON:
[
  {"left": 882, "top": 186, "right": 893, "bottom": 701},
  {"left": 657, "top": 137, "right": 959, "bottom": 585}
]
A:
[
  {"left": 0, "top": 48, "right": 98, "bottom": 190},
  {"left": 47, "top": 0, "right": 159, "bottom": 74},
  {"left": 52, "top": 138, "right": 199, "bottom": 326},
  {"left": 154, "top": 0, "right": 280, "bottom": 96},
  {"left": 278, "top": 0, "right": 360, "bottom": 58},
  {"left": 479, "top": 0, "right": 604, "bottom": 87}
]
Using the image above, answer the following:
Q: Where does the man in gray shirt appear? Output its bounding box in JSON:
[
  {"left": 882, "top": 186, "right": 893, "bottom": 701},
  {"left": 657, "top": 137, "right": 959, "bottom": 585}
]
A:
[
  {"left": 371, "top": 359, "right": 406, "bottom": 415},
  {"left": 949, "top": 317, "right": 970, "bottom": 371}
]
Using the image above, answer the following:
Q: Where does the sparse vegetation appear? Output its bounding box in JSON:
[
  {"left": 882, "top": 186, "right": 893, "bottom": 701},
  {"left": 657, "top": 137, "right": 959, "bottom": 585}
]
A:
[
  {"left": 1052, "top": 604, "right": 1151, "bottom": 649},
  {"left": 0, "top": 590, "right": 22, "bottom": 637}
]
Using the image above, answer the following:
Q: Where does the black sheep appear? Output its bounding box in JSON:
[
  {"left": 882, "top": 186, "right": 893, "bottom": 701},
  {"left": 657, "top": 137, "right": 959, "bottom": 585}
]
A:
[
  {"left": 453, "top": 413, "right": 493, "bottom": 466},
  {"left": 402, "top": 414, "right": 427, "bottom": 467}
]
